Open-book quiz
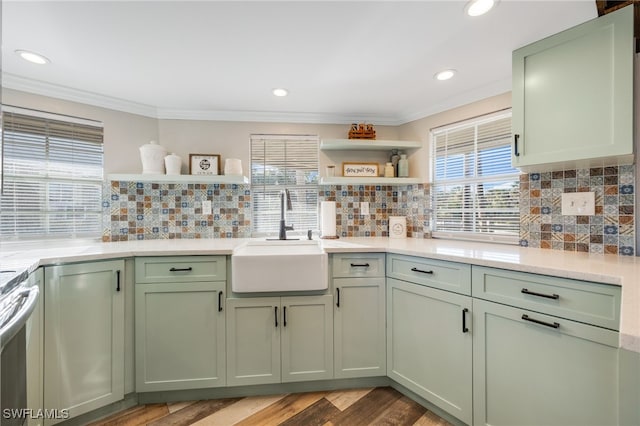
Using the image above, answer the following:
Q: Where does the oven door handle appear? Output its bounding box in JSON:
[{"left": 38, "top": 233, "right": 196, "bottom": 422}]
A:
[{"left": 0, "top": 285, "right": 39, "bottom": 349}]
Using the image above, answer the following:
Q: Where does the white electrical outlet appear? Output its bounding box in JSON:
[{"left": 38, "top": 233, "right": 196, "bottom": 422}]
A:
[
  {"left": 202, "top": 200, "right": 212, "bottom": 215},
  {"left": 360, "top": 202, "right": 369, "bottom": 215},
  {"left": 561, "top": 192, "right": 595, "bottom": 216}
]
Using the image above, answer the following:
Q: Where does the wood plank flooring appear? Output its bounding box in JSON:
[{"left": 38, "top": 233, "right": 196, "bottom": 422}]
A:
[{"left": 89, "top": 387, "right": 453, "bottom": 426}]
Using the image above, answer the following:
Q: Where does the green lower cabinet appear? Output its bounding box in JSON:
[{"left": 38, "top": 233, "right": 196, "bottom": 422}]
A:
[
  {"left": 473, "top": 298, "right": 619, "bottom": 426},
  {"left": 26, "top": 269, "right": 44, "bottom": 426},
  {"left": 135, "top": 281, "right": 226, "bottom": 391},
  {"left": 333, "top": 277, "right": 386, "bottom": 379},
  {"left": 44, "top": 260, "right": 125, "bottom": 425},
  {"left": 226, "top": 295, "right": 333, "bottom": 386},
  {"left": 387, "top": 278, "right": 473, "bottom": 425}
]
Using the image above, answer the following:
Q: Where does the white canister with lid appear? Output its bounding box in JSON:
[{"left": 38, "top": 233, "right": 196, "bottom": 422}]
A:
[
  {"left": 139, "top": 141, "right": 167, "bottom": 174},
  {"left": 164, "top": 153, "right": 182, "bottom": 175},
  {"left": 224, "top": 158, "right": 243, "bottom": 176}
]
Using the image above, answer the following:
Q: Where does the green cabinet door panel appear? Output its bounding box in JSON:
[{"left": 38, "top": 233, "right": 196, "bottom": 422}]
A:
[
  {"left": 226, "top": 297, "right": 281, "bottom": 386},
  {"left": 473, "top": 298, "right": 619, "bottom": 426},
  {"left": 387, "top": 277, "right": 473, "bottom": 425},
  {"left": 44, "top": 260, "right": 125, "bottom": 425},
  {"left": 135, "top": 281, "right": 226, "bottom": 391},
  {"left": 281, "top": 295, "right": 333, "bottom": 383},
  {"left": 334, "top": 277, "right": 386, "bottom": 379},
  {"left": 26, "top": 269, "right": 44, "bottom": 426},
  {"left": 512, "top": 5, "right": 634, "bottom": 170}
]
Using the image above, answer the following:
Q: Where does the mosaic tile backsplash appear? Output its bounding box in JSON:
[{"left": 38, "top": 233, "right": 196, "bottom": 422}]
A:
[
  {"left": 103, "top": 166, "right": 635, "bottom": 257},
  {"left": 102, "top": 181, "right": 252, "bottom": 241},
  {"left": 519, "top": 165, "right": 636, "bottom": 256}
]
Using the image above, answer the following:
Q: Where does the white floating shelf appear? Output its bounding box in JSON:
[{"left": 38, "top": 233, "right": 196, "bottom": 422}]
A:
[
  {"left": 320, "top": 139, "right": 422, "bottom": 151},
  {"left": 108, "top": 174, "right": 249, "bottom": 184},
  {"left": 320, "top": 177, "right": 421, "bottom": 185}
]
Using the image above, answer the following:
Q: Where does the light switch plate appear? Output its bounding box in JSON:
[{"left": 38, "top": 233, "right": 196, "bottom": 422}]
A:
[
  {"left": 202, "top": 200, "right": 212, "bottom": 215},
  {"left": 561, "top": 192, "right": 595, "bottom": 216}
]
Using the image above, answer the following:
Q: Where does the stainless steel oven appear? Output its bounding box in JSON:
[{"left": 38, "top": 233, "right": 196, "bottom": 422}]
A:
[{"left": 0, "top": 270, "right": 39, "bottom": 426}]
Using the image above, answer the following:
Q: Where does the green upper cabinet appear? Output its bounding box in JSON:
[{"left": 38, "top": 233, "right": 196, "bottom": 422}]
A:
[{"left": 512, "top": 5, "right": 634, "bottom": 171}]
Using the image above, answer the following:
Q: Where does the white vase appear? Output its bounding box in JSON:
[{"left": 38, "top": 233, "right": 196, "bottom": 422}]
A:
[
  {"left": 164, "top": 153, "right": 182, "bottom": 175},
  {"left": 139, "top": 141, "right": 167, "bottom": 174},
  {"left": 224, "top": 158, "right": 243, "bottom": 176}
]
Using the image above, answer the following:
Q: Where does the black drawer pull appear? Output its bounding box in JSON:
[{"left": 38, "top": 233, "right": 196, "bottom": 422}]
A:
[
  {"left": 116, "top": 270, "right": 121, "bottom": 292},
  {"left": 274, "top": 306, "right": 278, "bottom": 328},
  {"left": 169, "top": 267, "right": 193, "bottom": 272},
  {"left": 514, "top": 134, "right": 520, "bottom": 157},
  {"left": 522, "top": 314, "right": 560, "bottom": 329},
  {"left": 350, "top": 263, "right": 370, "bottom": 268},
  {"left": 336, "top": 288, "right": 340, "bottom": 308},
  {"left": 462, "top": 308, "right": 469, "bottom": 333},
  {"left": 411, "top": 267, "right": 434, "bottom": 275},
  {"left": 218, "top": 291, "right": 223, "bottom": 312},
  {"left": 521, "top": 288, "right": 559, "bottom": 300},
  {"left": 283, "top": 306, "right": 287, "bottom": 327}
]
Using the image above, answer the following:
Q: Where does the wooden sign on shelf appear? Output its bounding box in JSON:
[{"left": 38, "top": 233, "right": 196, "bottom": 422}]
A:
[{"left": 348, "top": 123, "right": 376, "bottom": 140}]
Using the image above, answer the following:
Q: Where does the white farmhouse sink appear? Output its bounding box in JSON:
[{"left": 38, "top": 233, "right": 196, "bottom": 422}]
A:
[{"left": 231, "top": 240, "right": 328, "bottom": 293}]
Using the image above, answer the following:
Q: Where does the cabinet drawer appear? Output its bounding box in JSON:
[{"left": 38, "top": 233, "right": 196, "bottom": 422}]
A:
[
  {"left": 386, "top": 254, "right": 471, "bottom": 295},
  {"left": 331, "top": 253, "right": 385, "bottom": 278},
  {"left": 135, "top": 256, "right": 226, "bottom": 283},
  {"left": 472, "top": 266, "right": 621, "bottom": 330}
]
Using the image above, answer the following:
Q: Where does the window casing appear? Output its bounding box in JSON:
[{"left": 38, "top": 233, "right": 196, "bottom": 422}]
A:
[
  {"left": 0, "top": 107, "right": 104, "bottom": 240},
  {"left": 431, "top": 110, "right": 520, "bottom": 244},
  {"left": 250, "top": 134, "right": 319, "bottom": 236}
]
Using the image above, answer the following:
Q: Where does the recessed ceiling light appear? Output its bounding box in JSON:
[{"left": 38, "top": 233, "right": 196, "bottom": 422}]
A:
[
  {"left": 465, "top": 0, "right": 497, "bottom": 17},
  {"left": 272, "top": 88, "right": 288, "bottom": 97},
  {"left": 15, "top": 49, "right": 50, "bottom": 65},
  {"left": 435, "top": 69, "right": 456, "bottom": 81}
]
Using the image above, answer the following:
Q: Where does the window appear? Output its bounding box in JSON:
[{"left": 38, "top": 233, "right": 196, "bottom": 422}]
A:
[
  {"left": 0, "top": 107, "right": 104, "bottom": 239},
  {"left": 250, "top": 134, "right": 319, "bottom": 236},
  {"left": 431, "top": 110, "right": 519, "bottom": 243}
]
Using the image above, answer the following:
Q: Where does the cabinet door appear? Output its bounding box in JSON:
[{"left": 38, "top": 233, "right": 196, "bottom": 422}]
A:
[
  {"left": 26, "top": 269, "right": 43, "bottom": 426},
  {"left": 387, "top": 278, "right": 472, "bottom": 425},
  {"left": 226, "top": 297, "right": 280, "bottom": 386},
  {"left": 512, "top": 6, "right": 633, "bottom": 170},
  {"left": 281, "top": 295, "right": 333, "bottom": 383},
  {"left": 334, "top": 277, "right": 385, "bottom": 379},
  {"left": 473, "top": 299, "right": 619, "bottom": 426},
  {"left": 44, "top": 260, "right": 125, "bottom": 425},
  {"left": 135, "top": 281, "right": 225, "bottom": 391}
]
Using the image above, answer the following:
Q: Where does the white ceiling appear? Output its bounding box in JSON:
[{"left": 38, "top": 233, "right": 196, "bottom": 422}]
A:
[{"left": 2, "top": 1, "right": 597, "bottom": 125}]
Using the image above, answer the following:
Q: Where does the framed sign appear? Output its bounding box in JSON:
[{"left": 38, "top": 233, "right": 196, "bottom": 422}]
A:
[
  {"left": 189, "top": 154, "right": 221, "bottom": 175},
  {"left": 342, "top": 162, "right": 379, "bottom": 177}
]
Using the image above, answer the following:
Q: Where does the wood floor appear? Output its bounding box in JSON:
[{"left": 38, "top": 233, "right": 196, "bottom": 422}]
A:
[{"left": 89, "top": 387, "right": 452, "bottom": 426}]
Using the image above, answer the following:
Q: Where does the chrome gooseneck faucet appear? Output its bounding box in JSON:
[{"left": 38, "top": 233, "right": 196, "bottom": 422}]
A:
[{"left": 279, "top": 189, "right": 294, "bottom": 240}]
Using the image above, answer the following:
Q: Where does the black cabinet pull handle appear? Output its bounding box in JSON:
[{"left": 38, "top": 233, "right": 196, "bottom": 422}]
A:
[
  {"left": 116, "top": 270, "right": 121, "bottom": 292},
  {"left": 274, "top": 306, "right": 278, "bottom": 328},
  {"left": 336, "top": 288, "right": 340, "bottom": 307},
  {"left": 283, "top": 306, "right": 287, "bottom": 327},
  {"left": 350, "top": 263, "right": 370, "bottom": 268},
  {"left": 521, "top": 288, "right": 559, "bottom": 300},
  {"left": 218, "top": 291, "right": 223, "bottom": 312},
  {"left": 462, "top": 308, "right": 469, "bottom": 333},
  {"left": 411, "top": 267, "right": 434, "bottom": 274},
  {"left": 514, "top": 134, "right": 520, "bottom": 157},
  {"left": 169, "top": 267, "right": 193, "bottom": 272},
  {"left": 522, "top": 314, "right": 560, "bottom": 329}
]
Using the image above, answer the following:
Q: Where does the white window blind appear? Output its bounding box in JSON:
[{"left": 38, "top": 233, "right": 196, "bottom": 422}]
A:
[
  {"left": 251, "top": 134, "right": 319, "bottom": 236},
  {"left": 0, "top": 108, "right": 104, "bottom": 239},
  {"left": 431, "top": 110, "right": 520, "bottom": 244}
]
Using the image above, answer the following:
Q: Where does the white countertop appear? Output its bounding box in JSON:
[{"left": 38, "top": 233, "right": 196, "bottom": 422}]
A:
[{"left": 2, "top": 237, "right": 639, "bottom": 352}]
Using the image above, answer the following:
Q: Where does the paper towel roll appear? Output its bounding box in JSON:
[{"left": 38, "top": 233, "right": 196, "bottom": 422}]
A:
[{"left": 320, "top": 201, "right": 337, "bottom": 238}]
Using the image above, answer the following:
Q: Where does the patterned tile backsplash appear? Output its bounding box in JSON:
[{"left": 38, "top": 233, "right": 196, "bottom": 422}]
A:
[
  {"left": 519, "top": 165, "right": 635, "bottom": 256},
  {"left": 103, "top": 166, "right": 635, "bottom": 257}
]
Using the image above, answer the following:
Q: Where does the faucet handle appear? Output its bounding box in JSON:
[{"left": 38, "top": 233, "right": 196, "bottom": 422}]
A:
[{"left": 284, "top": 224, "right": 294, "bottom": 231}]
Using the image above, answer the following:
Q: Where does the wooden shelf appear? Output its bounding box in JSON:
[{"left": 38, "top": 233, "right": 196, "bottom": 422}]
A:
[
  {"left": 320, "top": 139, "right": 421, "bottom": 151},
  {"left": 320, "top": 177, "right": 421, "bottom": 185},
  {"left": 108, "top": 174, "right": 249, "bottom": 184}
]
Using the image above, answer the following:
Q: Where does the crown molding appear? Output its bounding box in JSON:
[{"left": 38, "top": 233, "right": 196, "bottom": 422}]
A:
[{"left": 2, "top": 73, "right": 509, "bottom": 126}]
